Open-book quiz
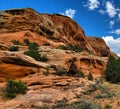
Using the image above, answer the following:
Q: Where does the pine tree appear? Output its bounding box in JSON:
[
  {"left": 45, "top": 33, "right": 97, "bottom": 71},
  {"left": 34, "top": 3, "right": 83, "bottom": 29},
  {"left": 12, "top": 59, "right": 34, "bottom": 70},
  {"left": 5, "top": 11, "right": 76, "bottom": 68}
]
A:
[
  {"left": 105, "top": 56, "right": 120, "bottom": 83},
  {"left": 88, "top": 72, "right": 93, "bottom": 81}
]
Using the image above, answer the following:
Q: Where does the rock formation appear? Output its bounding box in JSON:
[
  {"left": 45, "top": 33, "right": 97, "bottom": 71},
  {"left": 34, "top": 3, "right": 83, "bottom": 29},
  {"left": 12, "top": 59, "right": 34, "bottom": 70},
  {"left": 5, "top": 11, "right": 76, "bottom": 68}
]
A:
[
  {"left": 0, "top": 8, "right": 111, "bottom": 56},
  {"left": 0, "top": 7, "right": 114, "bottom": 81},
  {"left": 0, "top": 8, "right": 118, "bottom": 108}
]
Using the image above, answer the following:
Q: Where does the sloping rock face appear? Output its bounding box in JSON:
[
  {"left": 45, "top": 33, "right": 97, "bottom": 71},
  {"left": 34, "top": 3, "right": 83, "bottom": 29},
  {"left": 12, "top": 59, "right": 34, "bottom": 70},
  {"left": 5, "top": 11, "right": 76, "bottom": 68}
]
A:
[
  {"left": 0, "top": 8, "right": 116, "bottom": 108},
  {"left": 87, "top": 37, "right": 110, "bottom": 57},
  {"left": 0, "top": 8, "right": 110, "bottom": 56},
  {"left": 0, "top": 76, "right": 94, "bottom": 108},
  {"left": 0, "top": 51, "right": 49, "bottom": 82},
  {"left": 0, "top": 46, "right": 107, "bottom": 82}
]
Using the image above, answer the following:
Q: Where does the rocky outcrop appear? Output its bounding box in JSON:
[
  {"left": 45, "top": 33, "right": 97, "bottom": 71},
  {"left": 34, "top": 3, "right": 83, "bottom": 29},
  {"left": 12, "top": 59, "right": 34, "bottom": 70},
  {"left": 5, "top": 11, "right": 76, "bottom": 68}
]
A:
[
  {"left": 87, "top": 37, "right": 110, "bottom": 57},
  {"left": 0, "top": 76, "right": 94, "bottom": 108},
  {"left": 0, "top": 8, "right": 111, "bottom": 56},
  {"left": 0, "top": 8, "right": 118, "bottom": 108},
  {"left": 0, "top": 46, "right": 107, "bottom": 81},
  {"left": 0, "top": 51, "right": 49, "bottom": 67},
  {"left": 0, "top": 51, "right": 49, "bottom": 81}
]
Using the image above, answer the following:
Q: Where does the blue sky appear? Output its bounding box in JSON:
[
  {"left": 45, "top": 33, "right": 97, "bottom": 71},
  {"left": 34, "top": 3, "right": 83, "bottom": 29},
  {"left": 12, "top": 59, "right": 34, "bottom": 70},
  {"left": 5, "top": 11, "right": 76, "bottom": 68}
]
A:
[{"left": 0, "top": 0, "right": 120, "bottom": 55}]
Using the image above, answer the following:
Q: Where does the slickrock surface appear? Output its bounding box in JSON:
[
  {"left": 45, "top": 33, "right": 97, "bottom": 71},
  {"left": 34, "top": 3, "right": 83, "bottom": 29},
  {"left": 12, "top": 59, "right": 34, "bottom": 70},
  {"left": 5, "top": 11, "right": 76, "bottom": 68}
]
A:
[{"left": 0, "top": 8, "right": 118, "bottom": 109}]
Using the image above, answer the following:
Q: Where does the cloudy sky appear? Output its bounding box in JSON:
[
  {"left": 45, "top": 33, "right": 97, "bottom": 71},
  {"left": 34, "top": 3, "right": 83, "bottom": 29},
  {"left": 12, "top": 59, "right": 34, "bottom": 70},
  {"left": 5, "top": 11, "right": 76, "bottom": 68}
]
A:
[{"left": 0, "top": 0, "right": 120, "bottom": 55}]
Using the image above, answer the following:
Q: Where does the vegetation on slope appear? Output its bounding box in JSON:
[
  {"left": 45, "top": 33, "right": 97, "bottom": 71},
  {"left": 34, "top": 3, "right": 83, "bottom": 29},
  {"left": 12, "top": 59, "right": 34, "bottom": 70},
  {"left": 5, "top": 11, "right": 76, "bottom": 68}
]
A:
[
  {"left": 4, "top": 79, "right": 27, "bottom": 98},
  {"left": 24, "top": 42, "right": 48, "bottom": 62},
  {"left": 105, "top": 56, "right": 120, "bottom": 83}
]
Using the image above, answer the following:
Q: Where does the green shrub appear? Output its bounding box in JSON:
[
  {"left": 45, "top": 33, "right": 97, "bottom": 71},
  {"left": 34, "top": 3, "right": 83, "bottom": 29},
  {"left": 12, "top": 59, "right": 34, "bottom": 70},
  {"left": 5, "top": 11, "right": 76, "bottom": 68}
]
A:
[
  {"left": 104, "top": 104, "right": 112, "bottom": 109},
  {"left": 95, "top": 77, "right": 104, "bottom": 85},
  {"left": 88, "top": 83, "right": 98, "bottom": 92},
  {"left": 24, "top": 50, "right": 41, "bottom": 61},
  {"left": 11, "top": 40, "right": 22, "bottom": 45},
  {"left": 23, "top": 39, "right": 30, "bottom": 45},
  {"left": 68, "top": 44, "right": 83, "bottom": 52},
  {"left": 55, "top": 99, "right": 67, "bottom": 108},
  {"left": 88, "top": 72, "right": 93, "bottom": 81},
  {"left": 36, "top": 105, "right": 48, "bottom": 109},
  {"left": 77, "top": 70, "right": 85, "bottom": 78},
  {"left": 24, "top": 42, "right": 48, "bottom": 62},
  {"left": 105, "top": 56, "right": 120, "bottom": 83},
  {"left": 67, "top": 100, "right": 101, "bottom": 109},
  {"left": 94, "top": 84, "right": 115, "bottom": 99},
  {"left": 9, "top": 46, "right": 19, "bottom": 51},
  {"left": 24, "top": 42, "right": 41, "bottom": 61},
  {"left": 5, "top": 79, "right": 27, "bottom": 98},
  {"left": 57, "top": 44, "right": 84, "bottom": 52},
  {"left": 28, "top": 42, "right": 39, "bottom": 51},
  {"left": 57, "top": 45, "right": 68, "bottom": 50},
  {"left": 95, "top": 93, "right": 111, "bottom": 99}
]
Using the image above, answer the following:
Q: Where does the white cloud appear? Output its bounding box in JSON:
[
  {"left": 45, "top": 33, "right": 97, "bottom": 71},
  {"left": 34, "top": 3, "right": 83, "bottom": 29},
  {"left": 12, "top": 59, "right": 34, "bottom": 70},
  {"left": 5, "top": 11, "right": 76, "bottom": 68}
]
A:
[
  {"left": 99, "top": 10, "right": 106, "bottom": 14},
  {"left": 109, "top": 29, "right": 120, "bottom": 35},
  {"left": 85, "top": 0, "right": 100, "bottom": 10},
  {"left": 115, "top": 29, "right": 120, "bottom": 35},
  {"left": 62, "top": 9, "right": 76, "bottom": 18},
  {"left": 109, "top": 20, "right": 114, "bottom": 28},
  {"left": 102, "top": 36, "right": 120, "bottom": 56},
  {"left": 85, "top": 0, "right": 120, "bottom": 21},
  {"left": 88, "top": 0, "right": 100, "bottom": 10},
  {"left": 105, "top": 1, "right": 117, "bottom": 17}
]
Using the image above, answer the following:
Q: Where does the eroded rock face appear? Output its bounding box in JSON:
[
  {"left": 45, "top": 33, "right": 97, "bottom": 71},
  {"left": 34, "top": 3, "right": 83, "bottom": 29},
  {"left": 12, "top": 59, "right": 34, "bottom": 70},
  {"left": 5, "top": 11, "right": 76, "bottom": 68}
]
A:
[
  {"left": 0, "top": 8, "right": 111, "bottom": 56},
  {"left": 0, "top": 46, "right": 107, "bottom": 81},
  {"left": 0, "top": 51, "right": 49, "bottom": 82},
  {"left": 87, "top": 37, "right": 110, "bottom": 57},
  {"left": 0, "top": 76, "right": 94, "bottom": 108},
  {"left": 0, "top": 8, "right": 116, "bottom": 108}
]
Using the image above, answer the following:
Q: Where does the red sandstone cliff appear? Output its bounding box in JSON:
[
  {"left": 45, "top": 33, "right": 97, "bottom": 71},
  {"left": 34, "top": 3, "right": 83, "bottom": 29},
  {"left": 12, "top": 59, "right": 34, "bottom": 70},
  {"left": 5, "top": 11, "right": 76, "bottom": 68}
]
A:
[
  {"left": 0, "top": 8, "right": 114, "bottom": 80},
  {"left": 0, "top": 8, "right": 118, "bottom": 109},
  {"left": 0, "top": 8, "right": 111, "bottom": 56}
]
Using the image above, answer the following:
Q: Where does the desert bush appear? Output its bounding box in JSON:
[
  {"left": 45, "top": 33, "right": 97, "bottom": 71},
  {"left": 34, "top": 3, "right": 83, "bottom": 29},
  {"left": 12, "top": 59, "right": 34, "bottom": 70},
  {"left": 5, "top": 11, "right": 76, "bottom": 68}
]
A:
[
  {"left": 23, "top": 39, "right": 30, "bottom": 45},
  {"left": 88, "top": 83, "right": 98, "bottom": 92},
  {"left": 95, "top": 77, "right": 104, "bottom": 85},
  {"left": 24, "top": 50, "right": 41, "bottom": 61},
  {"left": 94, "top": 84, "right": 115, "bottom": 99},
  {"left": 24, "top": 42, "right": 48, "bottom": 61},
  {"left": 95, "top": 93, "right": 111, "bottom": 99},
  {"left": 57, "top": 44, "right": 84, "bottom": 52},
  {"left": 105, "top": 55, "right": 120, "bottom": 83},
  {"left": 77, "top": 70, "right": 85, "bottom": 78},
  {"left": 54, "top": 99, "right": 67, "bottom": 108},
  {"left": 9, "top": 46, "right": 19, "bottom": 51},
  {"left": 36, "top": 105, "right": 48, "bottom": 109},
  {"left": 28, "top": 42, "right": 39, "bottom": 51},
  {"left": 57, "top": 45, "right": 68, "bottom": 50},
  {"left": 88, "top": 72, "right": 93, "bottom": 81},
  {"left": 104, "top": 104, "right": 112, "bottom": 109},
  {"left": 67, "top": 100, "right": 101, "bottom": 109},
  {"left": 68, "top": 44, "right": 84, "bottom": 52},
  {"left": 11, "top": 40, "right": 23, "bottom": 45},
  {"left": 4, "top": 79, "right": 27, "bottom": 98}
]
